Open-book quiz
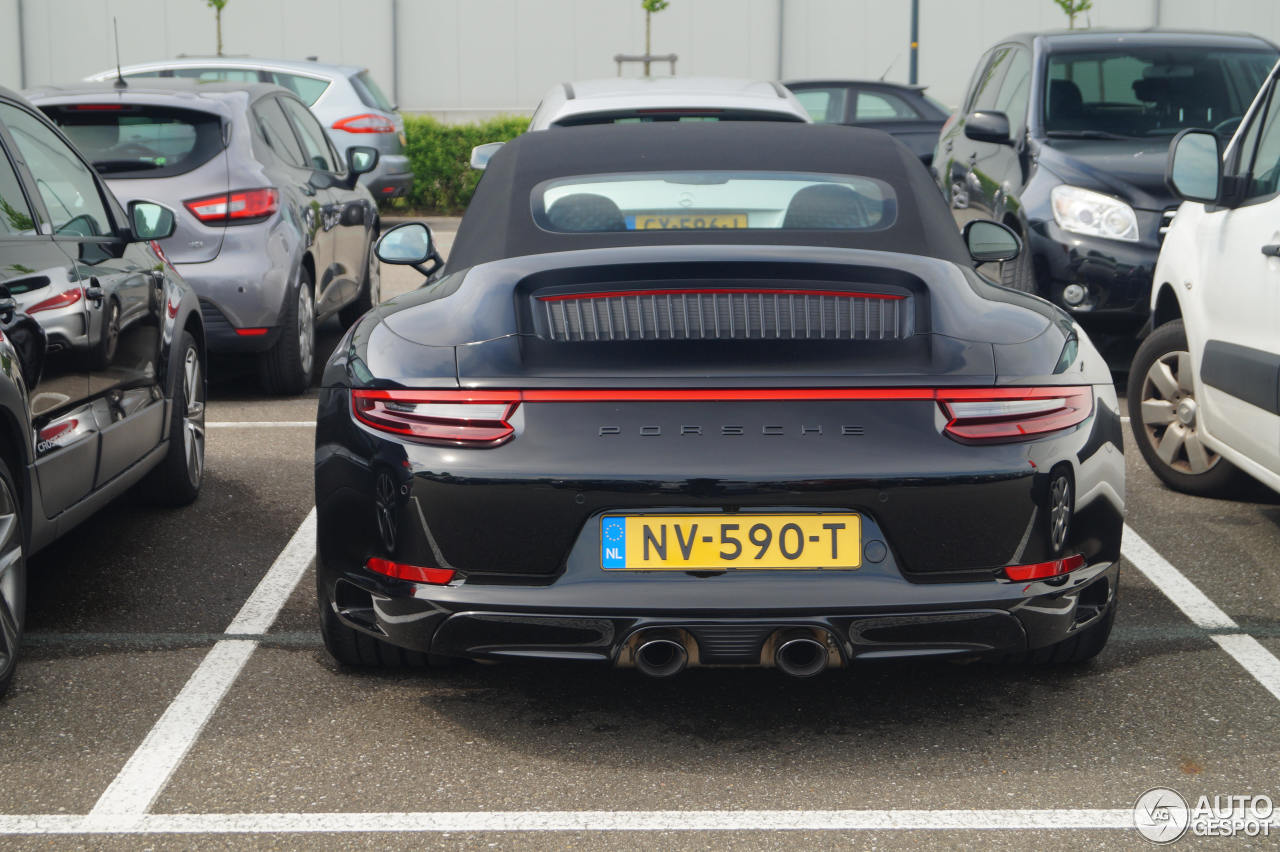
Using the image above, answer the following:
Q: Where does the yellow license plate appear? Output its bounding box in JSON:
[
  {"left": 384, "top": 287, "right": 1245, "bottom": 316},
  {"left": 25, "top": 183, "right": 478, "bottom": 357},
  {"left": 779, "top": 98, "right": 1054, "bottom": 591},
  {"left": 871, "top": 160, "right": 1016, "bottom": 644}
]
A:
[
  {"left": 600, "top": 514, "right": 860, "bottom": 570},
  {"left": 632, "top": 213, "right": 748, "bottom": 230}
]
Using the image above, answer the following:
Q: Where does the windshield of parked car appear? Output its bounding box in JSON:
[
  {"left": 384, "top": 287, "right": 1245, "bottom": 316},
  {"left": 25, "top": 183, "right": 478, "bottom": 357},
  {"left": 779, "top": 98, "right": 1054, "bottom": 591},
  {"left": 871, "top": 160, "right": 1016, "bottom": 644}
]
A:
[
  {"left": 1043, "top": 46, "right": 1277, "bottom": 139},
  {"left": 43, "top": 104, "right": 224, "bottom": 179},
  {"left": 532, "top": 171, "right": 897, "bottom": 233}
]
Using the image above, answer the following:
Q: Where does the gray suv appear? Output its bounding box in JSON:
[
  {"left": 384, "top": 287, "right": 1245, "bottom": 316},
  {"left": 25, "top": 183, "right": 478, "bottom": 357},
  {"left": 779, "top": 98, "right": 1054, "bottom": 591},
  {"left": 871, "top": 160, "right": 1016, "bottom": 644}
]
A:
[
  {"left": 29, "top": 80, "right": 382, "bottom": 394},
  {"left": 85, "top": 57, "right": 412, "bottom": 199}
]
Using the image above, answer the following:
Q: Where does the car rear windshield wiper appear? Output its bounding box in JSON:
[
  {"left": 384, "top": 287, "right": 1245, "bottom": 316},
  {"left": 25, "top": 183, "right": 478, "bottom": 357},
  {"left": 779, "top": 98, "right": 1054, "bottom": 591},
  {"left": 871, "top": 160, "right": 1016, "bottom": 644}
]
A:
[
  {"left": 92, "top": 159, "right": 164, "bottom": 174},
  {"left": 1045, "top": 130, "right": 1135, "bottom": 140}
]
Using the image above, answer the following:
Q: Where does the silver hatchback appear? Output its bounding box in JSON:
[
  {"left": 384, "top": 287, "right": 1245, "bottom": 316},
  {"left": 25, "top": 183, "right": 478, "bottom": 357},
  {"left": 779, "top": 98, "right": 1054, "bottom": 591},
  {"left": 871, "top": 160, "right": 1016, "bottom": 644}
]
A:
[{"left": 86, "top": 57, "right": 413, "bottom": 199}]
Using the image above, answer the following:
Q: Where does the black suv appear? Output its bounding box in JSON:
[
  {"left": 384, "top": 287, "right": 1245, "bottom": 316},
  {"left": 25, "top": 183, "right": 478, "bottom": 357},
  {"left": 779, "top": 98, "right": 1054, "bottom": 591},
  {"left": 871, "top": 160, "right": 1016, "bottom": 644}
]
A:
[
  {"left": 0, "top": 87, "right": 206, "bottom": 697},
  {"left": 934, "top": 30, "right": 1277, "bottom": 346}
]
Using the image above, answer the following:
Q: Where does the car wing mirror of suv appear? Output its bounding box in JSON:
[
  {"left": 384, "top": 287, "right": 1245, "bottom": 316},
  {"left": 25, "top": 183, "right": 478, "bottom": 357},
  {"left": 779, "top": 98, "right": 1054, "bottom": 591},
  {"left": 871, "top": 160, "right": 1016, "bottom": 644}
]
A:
[
  {"left": 346, "top": 146, "right": 380, "bottom": 189},
  {"left": 127, "top": 200, "right": 177, "bottom": 241},
  {"left": 470, "top": 141, "right": 504, "bottom": 171},
  {"left": 964, "top": 111, "right": 1012, "bottom": 145},
  {"left": 1167, "top": 129, "right": 1223, "bottom": 205}
]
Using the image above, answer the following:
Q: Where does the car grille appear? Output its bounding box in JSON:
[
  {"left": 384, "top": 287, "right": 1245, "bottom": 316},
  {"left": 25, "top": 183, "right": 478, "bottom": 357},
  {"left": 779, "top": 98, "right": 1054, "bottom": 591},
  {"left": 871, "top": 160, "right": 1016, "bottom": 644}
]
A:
[
  {"left": 1159, "top": 208, "right": 1177, "bottom": 242},
  {"left": 536, "top": 289, "right": 909, "bottom": 342}
]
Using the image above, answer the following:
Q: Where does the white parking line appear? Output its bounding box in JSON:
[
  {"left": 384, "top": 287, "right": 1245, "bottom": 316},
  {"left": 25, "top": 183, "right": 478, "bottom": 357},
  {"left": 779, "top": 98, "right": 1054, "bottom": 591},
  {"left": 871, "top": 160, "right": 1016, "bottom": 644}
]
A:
[
  {"left": 207, "top": 421, "right": 315, "bottom": 428},
  {"left": 88, "top": 509, "right": 317, "bottom": 817},
  {"left": 1123, "top": 524, "right": 1280, "bottom": 703},
  {"left": 0, "top": 808, "right": 1144, "bottom": 834}
]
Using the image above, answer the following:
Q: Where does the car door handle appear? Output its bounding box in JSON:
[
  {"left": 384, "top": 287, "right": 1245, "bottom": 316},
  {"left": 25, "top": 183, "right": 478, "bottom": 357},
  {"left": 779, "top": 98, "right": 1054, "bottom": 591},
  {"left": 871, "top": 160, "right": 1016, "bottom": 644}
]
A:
[
  {"left": 84, "top": 278, "right": 105, "bottom": 304},
  {"left": 1262, "top": 244, "right": 1280, "bottom": 257}
]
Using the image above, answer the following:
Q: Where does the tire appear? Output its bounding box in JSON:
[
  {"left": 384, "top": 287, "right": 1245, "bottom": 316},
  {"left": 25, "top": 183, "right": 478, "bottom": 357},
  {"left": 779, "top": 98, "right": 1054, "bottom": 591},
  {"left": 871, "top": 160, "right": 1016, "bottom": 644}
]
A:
[
  {"left": 1028, "top": 598, "right": 1116, "bottom": 666},
  {"left": 258, "top": 268, "right": 316, "bottom": 396},
  {"left": 0, "top": 457, "right": 27, "bottom": 699},
  {"left": 999, "top": 238, "right": 1037, "bottom": 293},
  {"left": 317, "top": 576, "right": 428, "bottom": 668},
  {"left": 339, "top": 241, "right": 381, "bottom": 329},
  {"left": 1128, "top": 320, "right": 1248, "bottom": 497},
  {"left": 138, "top": 330, "right": 205, "bottom": 507}
]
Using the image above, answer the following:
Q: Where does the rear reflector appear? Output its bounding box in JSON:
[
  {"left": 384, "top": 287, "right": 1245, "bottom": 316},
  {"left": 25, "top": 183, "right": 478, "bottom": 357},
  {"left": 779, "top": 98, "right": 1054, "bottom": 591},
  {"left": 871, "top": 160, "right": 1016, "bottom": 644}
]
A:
[
  {"left": 366, "top": 557, "right": 455, "bottom": 585},
  {"left": 352, "top": 390, "right": 519, "bottom": 446},
  {"left": 1004, "top": 554, "right": 1086, "bottom": 581},
  {"left": 28, "top": 287, "right": 83, "bottom": 314},
  {"left": 235, "top": 327, "right": 269, "bottom": 337},
  {"left": 940, "top": 387, "right": 1092, "bottom": 443},
  {"left": 332, "top": 113, "right": 396, "bottom": 133},
  {"left": 184, "top": 188, "right": 280, "bottom": 225}
]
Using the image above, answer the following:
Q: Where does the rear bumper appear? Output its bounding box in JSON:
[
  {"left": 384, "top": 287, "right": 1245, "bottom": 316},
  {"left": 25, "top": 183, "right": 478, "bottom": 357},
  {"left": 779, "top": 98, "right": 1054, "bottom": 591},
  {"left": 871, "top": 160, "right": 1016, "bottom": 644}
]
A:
[
  {"left": 360, "top": 154, "right": 413, "bottom": 198},
  {"left": 323, "top": 557, "right": 1119, "bottom": 665}
]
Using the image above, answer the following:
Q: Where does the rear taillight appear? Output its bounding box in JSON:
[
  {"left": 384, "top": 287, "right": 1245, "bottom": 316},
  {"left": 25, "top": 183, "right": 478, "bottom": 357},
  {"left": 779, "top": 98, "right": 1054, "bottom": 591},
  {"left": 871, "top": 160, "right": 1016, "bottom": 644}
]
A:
[
  {"left": 184, "top": 188, "right": 280, "bottom": 225},
  {"left": 1004, "top": 554, "right": 1086, "bottom": 581},
  {"left": 28, "top": 288, "right": 83, "bottom": 314},
  {"left": 351, "top": 390, "right": 519, "bottom": 446},
  {"left": 366, "top": 557, "right": 455, "bottom": 585},
  {"left": 939, "top": 387, "right": 1092, "bottom": 443},
  {"left": 332, "top": 113, "right": 396, "bottom": 133}
]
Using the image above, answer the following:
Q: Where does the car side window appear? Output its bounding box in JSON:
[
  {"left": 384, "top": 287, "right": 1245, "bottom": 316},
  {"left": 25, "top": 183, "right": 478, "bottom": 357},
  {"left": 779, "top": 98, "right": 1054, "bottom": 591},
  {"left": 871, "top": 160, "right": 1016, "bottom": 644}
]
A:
[
  {"left": 0, "top": 103, "right": 112, "bottom": 238},
  {"left": 265, "top": 72, "right": 331, "bottom": 106},
  {"left": 994, "top": 47, "right": 1031, "bottom": 126},
  {"left": 0, "top": 142, "right": 37, "bottom": 237},
  {"left": 971, "top": 47, "right": 1013, "bottom": 113},
  {"left": 278, "top": 97, "right": 334, "bottom": 172},
  {"left": 172, "top": 67, "right": 260, "bottom": 83},
  {"left": 792, "top": 88, "right": 847, "bottom": 123},
  {"left": 853, "top": 91, "right": 917, "bottom": 120},
  {"left": 1240, "top": 84, "right": 1280, "bottom": 201},
  {"left": 253, "top": 97, "right": 306, "bottom": 168}
]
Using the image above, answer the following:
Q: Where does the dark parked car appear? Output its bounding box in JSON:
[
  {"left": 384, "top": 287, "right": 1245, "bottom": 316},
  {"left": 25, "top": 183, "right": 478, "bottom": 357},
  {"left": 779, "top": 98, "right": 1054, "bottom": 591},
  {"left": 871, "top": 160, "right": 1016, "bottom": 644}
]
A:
[
  {"left": 785, "top": 79, "right": 950, "bottom": 163},
  {"left": 933, "top": 30, "right": 1277, "bottom": 347},
  {"left": 315, "top": 122, "right": 1124, "bottom": 678},
  {"left": 0, "top": 87, "right": 205, "bottom": 698},
  {"left": 29, "top": 81, "right": 382, "bottom": 394}
]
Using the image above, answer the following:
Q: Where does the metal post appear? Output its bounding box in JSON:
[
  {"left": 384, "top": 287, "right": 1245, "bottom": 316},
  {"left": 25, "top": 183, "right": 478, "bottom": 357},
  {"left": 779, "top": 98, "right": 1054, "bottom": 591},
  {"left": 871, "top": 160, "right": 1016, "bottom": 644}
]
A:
[
  {"left": 909, "top": 0, "right": 919, "bottom": 85},
  {"left": 16, "top": 0, "right": 27, "bottom": 89},
  {"left": 776, "top": 0, "right": 785, "bottom": 80},
  {"left": 390, "top": 0, "right": 400, "bottom": 108}
]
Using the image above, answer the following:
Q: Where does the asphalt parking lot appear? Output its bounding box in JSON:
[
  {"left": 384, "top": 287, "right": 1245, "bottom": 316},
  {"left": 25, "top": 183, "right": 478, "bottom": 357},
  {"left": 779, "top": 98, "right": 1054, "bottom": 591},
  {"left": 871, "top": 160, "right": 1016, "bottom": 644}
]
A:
[{"left": 2, "top": 218, "right": 1278, "bottom": 849}]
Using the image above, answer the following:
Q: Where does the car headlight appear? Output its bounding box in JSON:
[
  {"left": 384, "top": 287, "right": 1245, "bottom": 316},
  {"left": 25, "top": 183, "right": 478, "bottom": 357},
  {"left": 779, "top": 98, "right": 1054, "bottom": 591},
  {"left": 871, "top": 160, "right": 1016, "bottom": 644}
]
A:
[{"left": 1050, "top": 185, "right": 1139, "bottom": 242}]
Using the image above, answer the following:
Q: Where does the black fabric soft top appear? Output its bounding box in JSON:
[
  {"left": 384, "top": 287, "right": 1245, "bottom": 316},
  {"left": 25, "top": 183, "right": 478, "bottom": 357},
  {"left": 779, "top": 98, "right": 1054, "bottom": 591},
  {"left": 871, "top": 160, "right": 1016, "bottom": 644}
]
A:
[{"left": 447, "top": 121, "right": 970, "bottom": 270}]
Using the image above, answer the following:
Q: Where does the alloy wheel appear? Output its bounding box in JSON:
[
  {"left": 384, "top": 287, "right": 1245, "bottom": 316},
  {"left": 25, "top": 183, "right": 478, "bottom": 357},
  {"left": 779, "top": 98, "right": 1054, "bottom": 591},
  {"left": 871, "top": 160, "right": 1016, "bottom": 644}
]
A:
[
  {"left": 0, "top": 474, "right": 24, "bottom": 684},
  {"left": 298, "top": 285, "right": 315, "bottom": 376},
  {"left": 182, "top": 346, "right": 206, "bottom": 488},
  {"left": 1139, "top": 349, "right": 1219, "bottom": 475}
]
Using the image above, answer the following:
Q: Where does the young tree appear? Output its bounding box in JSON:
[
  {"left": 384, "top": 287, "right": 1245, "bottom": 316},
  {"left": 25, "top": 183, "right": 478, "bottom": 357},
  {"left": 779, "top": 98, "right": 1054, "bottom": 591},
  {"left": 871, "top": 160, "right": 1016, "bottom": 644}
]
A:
[
  {"left": 205, "top": 0, "right": 228, "bottom": 56},
  {"left": 642, "top": 0, "right": 669, "bottom": 76},
  {"left": 1052, "top": 0, "right": 1092, "bottom": 29}
]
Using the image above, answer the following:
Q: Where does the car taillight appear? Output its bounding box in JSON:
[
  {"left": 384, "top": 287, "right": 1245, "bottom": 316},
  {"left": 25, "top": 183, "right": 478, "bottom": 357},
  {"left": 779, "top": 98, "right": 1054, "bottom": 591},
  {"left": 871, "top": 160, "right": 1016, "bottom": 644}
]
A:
[
  {"left": 1004, "top": 554, "right": 1086, "bottom": 581},
  {"left": 366, "top": 557, "right": 455, "bottom": 585},
  {"left": 28, "top": 288, "right": 83, "bottom": 314},
  {"left": 184, "top": 188, "right": 279, "bottom": 225},
  {"left": 939, "top": 387, "right": 1092, "bottom": 443},
  {"left": 332, "top": 113, "right": 396, "bottom": 133},
  {"left": 351, "top": 390, "right": 519, "bottom": 446}
]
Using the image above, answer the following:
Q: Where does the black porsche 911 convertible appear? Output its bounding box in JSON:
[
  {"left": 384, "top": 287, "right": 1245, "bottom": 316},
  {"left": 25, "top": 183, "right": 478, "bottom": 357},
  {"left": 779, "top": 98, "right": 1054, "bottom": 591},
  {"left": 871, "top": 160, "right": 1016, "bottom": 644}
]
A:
[{"left": 315, "top": 122, "right": 1124, "bottom": 678}]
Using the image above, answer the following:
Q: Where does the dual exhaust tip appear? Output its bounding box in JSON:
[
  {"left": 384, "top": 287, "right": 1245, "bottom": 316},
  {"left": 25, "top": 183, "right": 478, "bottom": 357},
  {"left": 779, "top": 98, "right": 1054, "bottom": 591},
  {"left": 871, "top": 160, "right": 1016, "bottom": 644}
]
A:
[{"left": 630, "top": 629, "right": 835, "bottom": 678}]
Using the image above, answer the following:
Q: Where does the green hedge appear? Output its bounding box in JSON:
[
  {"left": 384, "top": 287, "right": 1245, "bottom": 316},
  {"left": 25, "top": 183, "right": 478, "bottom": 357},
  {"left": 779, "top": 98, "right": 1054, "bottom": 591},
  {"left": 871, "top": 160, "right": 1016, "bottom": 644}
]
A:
[{"left": 400, "top": 114, "right": 530, "bottom": 213}]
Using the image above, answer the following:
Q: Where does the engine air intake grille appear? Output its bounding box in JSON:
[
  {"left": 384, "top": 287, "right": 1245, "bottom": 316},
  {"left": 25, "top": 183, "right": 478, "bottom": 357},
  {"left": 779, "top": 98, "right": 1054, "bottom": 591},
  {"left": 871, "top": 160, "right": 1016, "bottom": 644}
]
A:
[{"left": 536, "top": 288, "right": 909, "bottom": 342}]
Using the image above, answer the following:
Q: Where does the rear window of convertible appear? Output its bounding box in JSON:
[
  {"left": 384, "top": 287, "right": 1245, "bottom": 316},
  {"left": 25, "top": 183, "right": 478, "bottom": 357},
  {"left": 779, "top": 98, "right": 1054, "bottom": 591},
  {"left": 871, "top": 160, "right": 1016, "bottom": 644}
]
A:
[{"left": 530, "top": 171, "right": 898, "bottom": 233}]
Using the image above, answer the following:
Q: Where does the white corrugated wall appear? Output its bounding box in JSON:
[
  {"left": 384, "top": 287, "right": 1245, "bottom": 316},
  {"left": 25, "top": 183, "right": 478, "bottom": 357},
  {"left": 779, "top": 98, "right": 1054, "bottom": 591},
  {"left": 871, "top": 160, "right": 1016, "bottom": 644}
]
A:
[{"left": 3, "top": 0, "right": 1280, "bottom": 118}]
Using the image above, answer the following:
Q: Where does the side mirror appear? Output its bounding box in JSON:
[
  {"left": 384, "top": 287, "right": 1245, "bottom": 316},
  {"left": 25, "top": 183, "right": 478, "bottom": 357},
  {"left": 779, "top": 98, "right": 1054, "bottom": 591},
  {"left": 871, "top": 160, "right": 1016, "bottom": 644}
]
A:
[
  {"left": 128, "top": 201, "right": 177, "bottom": 241},
  {"left": 348, "top": 145, "right": 380, "bottom": 177},
  {"left": 1167, "top": 129, "right": 1222, "bottom": 204},
  {"left": 964, "top": 110, "right": 1012, "bottom": 145},
  {"left": 376, "top": 222, "right": 433, "bottom": 265},
  {"left": 963, "top": 220, "right": 1021, "bottom": 264},
  {"left": 470, "top": 141, "right": 505, "bottom": 171}
]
